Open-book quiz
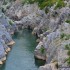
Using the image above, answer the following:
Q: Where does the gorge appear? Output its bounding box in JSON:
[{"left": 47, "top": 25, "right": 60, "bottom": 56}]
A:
[{"left": 0, "top": 0, "right": 70, "bottom": 70}]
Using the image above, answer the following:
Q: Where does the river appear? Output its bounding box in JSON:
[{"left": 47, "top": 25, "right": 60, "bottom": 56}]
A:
[{"left": 0, "top": 29, "right": 45, "bottom": 70}]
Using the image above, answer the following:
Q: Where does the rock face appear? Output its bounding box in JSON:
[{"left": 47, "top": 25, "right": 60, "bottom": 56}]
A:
[
  {"left": 34, "top": 1, "right": 70, "bottom": 70},
  {"left": 0, "top": 12, "right": 15, "bottom": 64},
  {"left": 0, "top": 42, "right": 6, "bottom": 60},
  {"left": 39, "top": 62, "right": 58, "bottom": 70},
  {"left": 0, "top": 13, "right": 18, "bottom": 34}
]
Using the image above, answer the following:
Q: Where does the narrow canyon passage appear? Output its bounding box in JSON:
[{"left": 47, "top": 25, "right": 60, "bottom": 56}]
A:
[{"left": 0, "top": 29, "right": 39, "bottom": 70}]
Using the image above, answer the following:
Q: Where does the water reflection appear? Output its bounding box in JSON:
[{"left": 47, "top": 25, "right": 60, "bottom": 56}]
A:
[
  {"left": 34, "top": 57, "right": 46, "bottom": 67},
  {"left": 0, "top": 63, "right": 6, "bottom": 70}
]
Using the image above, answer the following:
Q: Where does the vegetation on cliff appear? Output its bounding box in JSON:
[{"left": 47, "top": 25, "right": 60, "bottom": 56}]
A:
[{"left": 21, "top": 0, "right": 65, "bottom": 9}]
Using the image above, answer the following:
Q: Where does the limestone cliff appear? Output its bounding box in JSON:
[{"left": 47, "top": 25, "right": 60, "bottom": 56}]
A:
[{"left": 0, "top": 0, "right": 70, "bottom": 70}]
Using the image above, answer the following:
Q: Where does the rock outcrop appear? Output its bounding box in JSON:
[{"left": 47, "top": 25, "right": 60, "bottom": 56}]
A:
[{"left": 0, "top": 12, "right": 15, "bottom": 64}]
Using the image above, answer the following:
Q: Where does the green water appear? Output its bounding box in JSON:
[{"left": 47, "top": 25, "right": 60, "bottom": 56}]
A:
[{"left": 0, "top": 29, "right": 45, "bottom": 70}]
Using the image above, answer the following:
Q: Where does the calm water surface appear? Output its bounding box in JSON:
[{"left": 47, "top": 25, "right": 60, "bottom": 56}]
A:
[{"left": 0, "top": 29, "right": 45, "bottom": 70}]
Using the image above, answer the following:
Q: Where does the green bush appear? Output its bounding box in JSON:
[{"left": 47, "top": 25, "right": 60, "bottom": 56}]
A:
[
  {"left": 65, "top": 44, "right": 70, "bottom": 65},
  {"left": 69, "top": 4, "right": 70, "bottom": 8},
  {"left": 21, "top": 0, "right": 36, "bottom": 5},
  {"left": 60, "top": 33, "right": 66, "bottom": 39},
  {"left": 65, "top": 35, "right": 70, "bottom": 40},
  {"left": 21, "top": 0, "right": 57, "bottom": 9},
  {"left": 65, "top": 44, "right": 70, "bottom": 50},
  {"left": 38, "top": 0, "right": 57, "bottom": 9},
  {"left": 65, "top": 57, "right": 70, "bottom": 66},
  {"left": 43, "top": 27, "right": 48, "bottom": 32},
  {"left": 60, "top": 33, "right": 70, "bottom": 40},
  {"left": 9, "top": 20, "right": 13, "bottom": 25},
  {"left": 67, "top": 50, "right": 70, "bottom": 56},
  {"left": 66, "top": 20, "right": 70, "bottom": 24},
  {"left": 11, "top": 0, "right": 66, "bottom": 10},
  {"left": 55, "top": 0, "right": 66, "bottom": 9},
  {"left": 40, "top": 46, "right": 45, "bottom": 54}
]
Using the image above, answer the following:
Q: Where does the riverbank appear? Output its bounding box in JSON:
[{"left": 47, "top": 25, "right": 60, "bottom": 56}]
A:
[{"left": 0, "top": 20, "right": 15, "bottom": 64}]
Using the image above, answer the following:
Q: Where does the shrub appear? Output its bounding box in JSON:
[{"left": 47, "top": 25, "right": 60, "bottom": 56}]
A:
[
  {"left": 55, "top": 0, "right": 66, "bottom": 9},
  {"left": 69, "top": 4, "right": 70, "bottom": 8},
  {"left": 21, "top": 0, "right": 66, "bottom": 9},
  {"left": 65, "top": 44, "right": 70, "bottom": 65},
  {"left": 9, "top": 20, "right": 13, "bottom": 25},
  {"left": 21, "top": 0, "right": 57, "bottom": 9},
  {"left": 65, "top": 57, "right": 70, "bottom": 66},
  {"left": 21, "top": 0, "right": 35, "bottom": 5},
  {"left": 67, "top": 50, "right": 70, "bottom": 56},
  {"left": 65, "top": 44, "right": 70, "bottom": 50},
  {"left": 64, "top": 35, "right": 70, "bottom": 40},
  {"left": 21, "top": 0, "right": 26, "bottom": 5},
  {"left": 43, "top": 27, "right": 47, "bottom": 32},
  {"left": 40, "top": 46, "right": 45, "bottom": 54},
  {"left": 60, "top": 33, "right": 66, "bottom": 39},
  {"left": 66, "top": 20, "right": 70, "bottom": 24},
  {"left": 60, "top": 33, "right": 70, "bottom": 40},
  {"left": 38, "top": 0, "right": 57, "bottom": 9}
]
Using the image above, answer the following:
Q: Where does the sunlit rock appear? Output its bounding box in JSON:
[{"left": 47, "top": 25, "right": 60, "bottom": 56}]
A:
[
  {"left": 39, "top": 62, "right": 58, "bottom": 70},
  {"left": 0, "top": 41, "right": 6, "bottom": 63}
]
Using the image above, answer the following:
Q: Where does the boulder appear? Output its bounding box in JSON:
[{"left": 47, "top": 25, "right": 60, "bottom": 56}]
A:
[{"left": 39, "top": 62, "right": 58, "bottom": 70}]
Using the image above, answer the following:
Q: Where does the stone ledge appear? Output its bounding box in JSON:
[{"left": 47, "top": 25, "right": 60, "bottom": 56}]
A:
[{"left": 7, "top": 40, "right": 15, "bottom": 46}]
